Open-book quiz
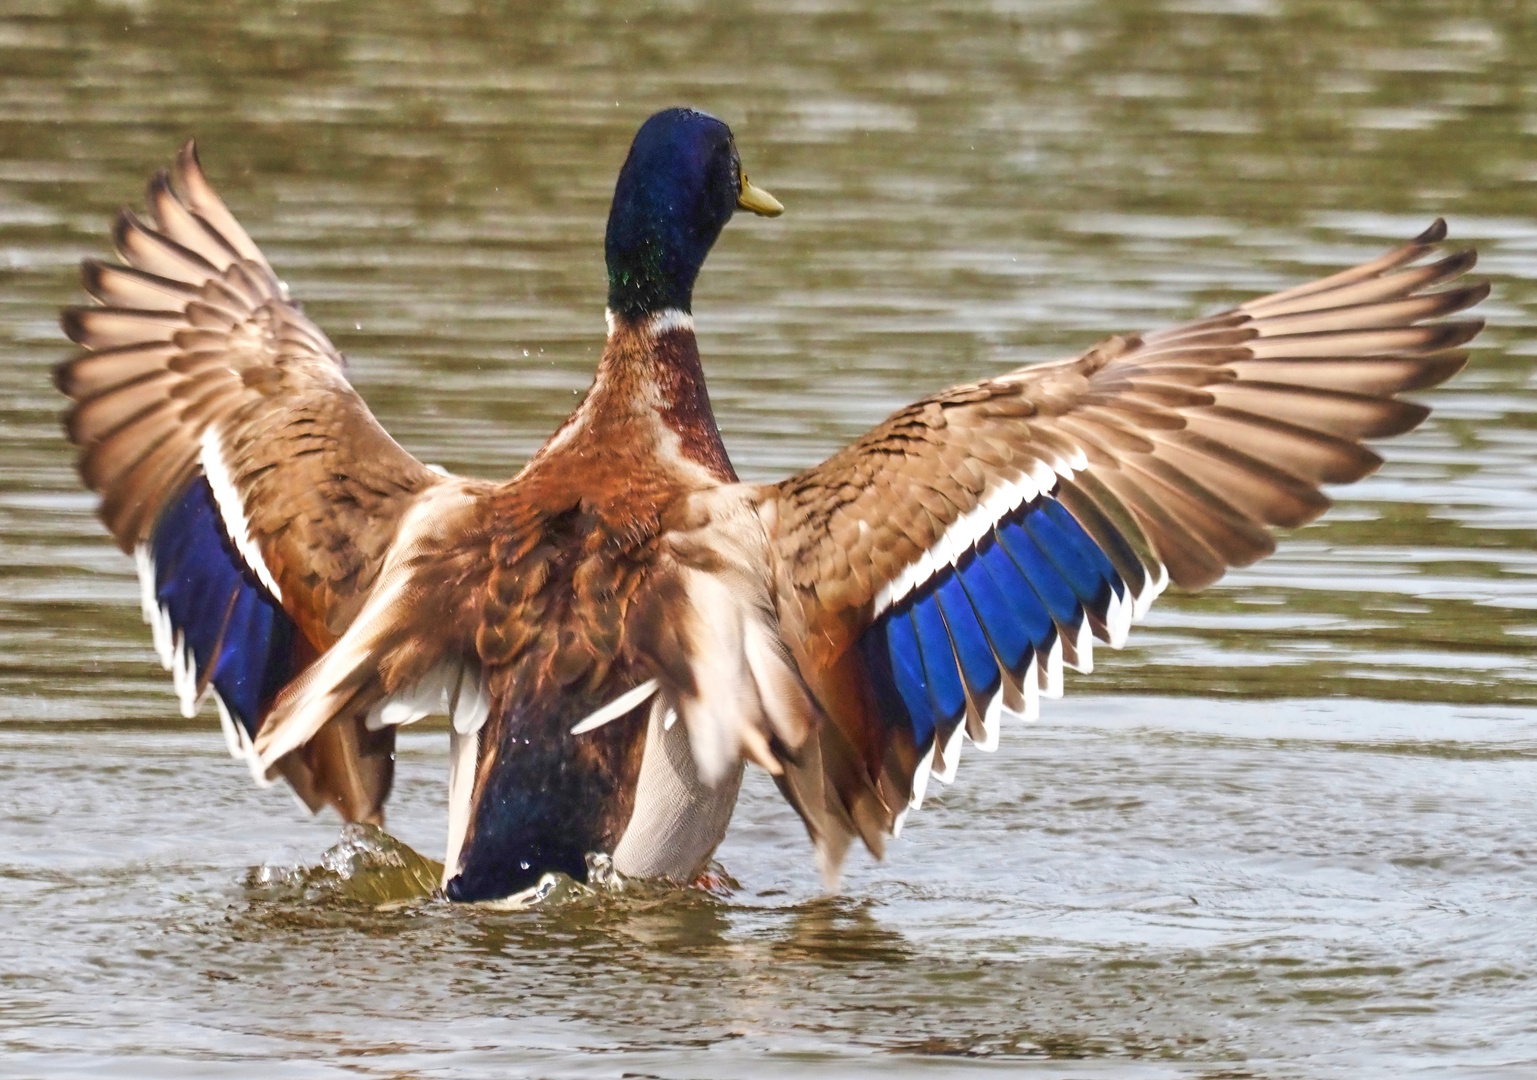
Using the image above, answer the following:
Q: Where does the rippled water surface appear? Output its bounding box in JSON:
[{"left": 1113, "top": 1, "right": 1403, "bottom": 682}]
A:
[{"left": 3, "top": 1, "right": 1537, "bottom": 1077}]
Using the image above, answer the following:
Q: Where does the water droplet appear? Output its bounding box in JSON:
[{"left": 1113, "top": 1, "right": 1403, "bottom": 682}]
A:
[{"left": 519, "top": 860, "right": 530, "bottom": 870}]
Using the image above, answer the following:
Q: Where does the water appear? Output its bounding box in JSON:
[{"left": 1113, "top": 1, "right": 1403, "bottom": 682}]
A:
[{"left": 2, "top": 1, "right": 1536, "bottom": 1076}]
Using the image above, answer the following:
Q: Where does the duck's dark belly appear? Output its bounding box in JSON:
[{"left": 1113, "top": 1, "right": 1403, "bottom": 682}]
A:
[{"left": 447, "top": 677, "right": 651, "bottom": 901}]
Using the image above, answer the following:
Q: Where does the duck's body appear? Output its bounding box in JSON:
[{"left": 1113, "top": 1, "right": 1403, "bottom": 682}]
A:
[
  {"left": 445, "top": 309, "right": 749, "bottom": 899},
  {"left": 58, "top": 109, "right": 1485, "bottom": 902}
]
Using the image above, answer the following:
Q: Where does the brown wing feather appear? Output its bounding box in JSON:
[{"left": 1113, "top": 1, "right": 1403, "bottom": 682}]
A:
[
  {"left": 57, "top": 140, "right": 439, "bottom": 634},
  {"left": 762, "top": 221, "right": 1484, "bottom": 869}
]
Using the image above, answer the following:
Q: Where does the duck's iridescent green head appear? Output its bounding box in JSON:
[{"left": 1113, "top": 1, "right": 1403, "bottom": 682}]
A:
[{"left": 605, "top": 107, "right": 781, "bottom": 320}]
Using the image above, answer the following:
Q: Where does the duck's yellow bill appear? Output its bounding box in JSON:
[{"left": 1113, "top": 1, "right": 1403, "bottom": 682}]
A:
[{"left": 737, "top": 175, "right": 783, "bottom": 217}]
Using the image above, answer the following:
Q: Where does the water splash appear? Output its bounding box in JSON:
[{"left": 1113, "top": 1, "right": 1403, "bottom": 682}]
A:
[
  {"left": 475, "top": 852, "right": 626, "bottom": 910},
  {"left": 246, "top": 823, "right": 443, "bottom": 907},
  {"left": 245, "top": 836, "right": 738, "bottom": 912},
  {"left": 472, "top": 854, "right": 738, "bottom": 910}
]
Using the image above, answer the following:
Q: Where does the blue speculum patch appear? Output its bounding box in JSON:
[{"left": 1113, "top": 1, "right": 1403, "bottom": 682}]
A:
[
  {"left": 860, "top": 494, "right": 1129, "bottom": 755},
  {"left": 149, "top": 476, "right": 296, "bottom": 737}
]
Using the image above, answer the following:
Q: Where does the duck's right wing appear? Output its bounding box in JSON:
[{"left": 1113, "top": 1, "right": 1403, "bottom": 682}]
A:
[
  {"left": 753, "top": 222, "right": 1484, "bottom": 878},
  {"left": 57, "top": 141, "right": 483, "bottom": 822}
]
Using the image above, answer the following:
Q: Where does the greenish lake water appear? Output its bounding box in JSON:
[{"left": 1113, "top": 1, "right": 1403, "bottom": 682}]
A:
[{"left": 2, "top": 1, "right": 1535, "bottom": 1076}]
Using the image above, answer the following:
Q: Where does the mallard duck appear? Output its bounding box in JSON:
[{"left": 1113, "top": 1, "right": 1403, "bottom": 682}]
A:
[{"left": 57, "top": 107, "right": 1484, "bottom": 902}]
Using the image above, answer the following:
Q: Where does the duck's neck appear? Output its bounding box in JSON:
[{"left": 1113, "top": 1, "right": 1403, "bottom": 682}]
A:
[{"left": 533, "top": 308, "right": 736, "bottom": 485}]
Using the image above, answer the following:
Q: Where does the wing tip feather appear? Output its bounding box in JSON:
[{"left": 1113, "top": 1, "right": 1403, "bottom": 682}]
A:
[
  {"left": 79, "top": 258, "right": 108, "bottom": 304},
  {"left": 109, "top": 207, "right": 139, "bottom": 260},
  {"left": 1415, "top": 217, "right": 1448, "bottom": 245},
  {"left": 1372, "top": 400, "right": 1432, "bottom": 439},
  {"left": 177, "top": 137, "right": 200, "bottom": 173},
  {"left": 146, "top": 167, "right": 174, "bottom": 210},
  {"left": 1419, "top": 317, "right": 1483, "bottom": 355},
  {"left": 59, "top": 306, "right": 91, "bottom": 347},
  {"left": 1404, "top": 351, "right": 1469, "bottom": 393},
  {"left": 51, "top": 353, "right": 78, "bottom": 397},
  {"left": 1461, "top": 278, "right": 1492, "bottom": 309}
]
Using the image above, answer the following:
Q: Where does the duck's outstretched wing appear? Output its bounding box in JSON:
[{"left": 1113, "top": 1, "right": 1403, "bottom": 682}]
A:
[
  {"left": 754, "top": 221, "right": 1484, "bottom": 878},
  {"left": 56, "top": 142, "right": 480, "bottom": 823}
]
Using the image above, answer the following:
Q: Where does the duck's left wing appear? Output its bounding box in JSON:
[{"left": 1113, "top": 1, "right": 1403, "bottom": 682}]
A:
[
  {"left": 56, "top": 142, "right": 475, "bottom": 823},
  {"left": 754, "top": 222, "right": 1484, "bottom": 878}
]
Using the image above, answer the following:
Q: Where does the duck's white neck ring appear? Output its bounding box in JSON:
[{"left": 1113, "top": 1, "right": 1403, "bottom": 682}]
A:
[{"left": 605, "top": 307, "right": 695, "bottom": 340}]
